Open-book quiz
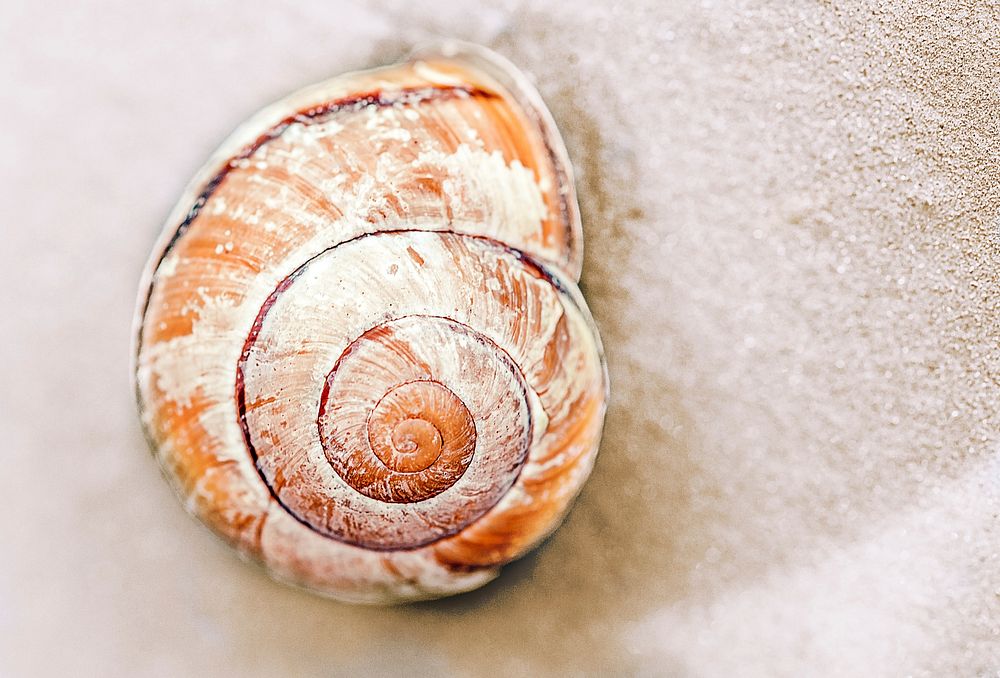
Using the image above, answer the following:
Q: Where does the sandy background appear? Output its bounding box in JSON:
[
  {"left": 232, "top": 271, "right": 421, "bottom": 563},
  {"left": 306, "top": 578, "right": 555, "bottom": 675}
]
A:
[{"left": 3, "top": 0, "right": 999, "bottom": 676}]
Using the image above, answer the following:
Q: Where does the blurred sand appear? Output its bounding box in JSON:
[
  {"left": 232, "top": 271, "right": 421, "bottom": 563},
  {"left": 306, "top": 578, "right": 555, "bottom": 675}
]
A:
[{"left": 2, "top": 0, "right": 998, "bottom": 676}]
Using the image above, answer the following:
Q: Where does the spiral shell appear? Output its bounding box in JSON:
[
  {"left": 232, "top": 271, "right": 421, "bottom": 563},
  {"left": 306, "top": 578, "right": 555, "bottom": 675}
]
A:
[{"left": 133, "top": 42, "right": 608, "bottom": 603}]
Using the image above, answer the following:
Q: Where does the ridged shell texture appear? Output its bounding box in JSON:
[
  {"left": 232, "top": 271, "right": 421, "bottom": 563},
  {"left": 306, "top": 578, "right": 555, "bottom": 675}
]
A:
[{"left": 134, "top": 43, "right": 607, "bottom": 603}]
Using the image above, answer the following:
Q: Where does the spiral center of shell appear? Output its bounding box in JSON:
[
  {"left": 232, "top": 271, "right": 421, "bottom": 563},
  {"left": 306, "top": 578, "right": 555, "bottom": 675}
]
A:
[
  {"left": 232, "top": 235, "right": 554, "bottom": 549},
  {"left": 366, "top": 381, "right": 471, "bottom": 474},
  {"left": 392, "top": 419, "right": 439, "bottom": 457}
]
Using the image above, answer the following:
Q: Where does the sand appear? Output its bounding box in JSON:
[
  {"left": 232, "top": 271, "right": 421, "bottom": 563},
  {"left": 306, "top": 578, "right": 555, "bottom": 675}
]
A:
[{"left": 2, "top": 0, "right": 998, "bottom": 675}]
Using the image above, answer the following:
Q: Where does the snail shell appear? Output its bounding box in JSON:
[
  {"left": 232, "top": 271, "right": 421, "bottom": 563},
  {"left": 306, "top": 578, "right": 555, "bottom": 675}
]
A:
[{"left": 133, "top": 42, "right": 608, "bottom": 603}]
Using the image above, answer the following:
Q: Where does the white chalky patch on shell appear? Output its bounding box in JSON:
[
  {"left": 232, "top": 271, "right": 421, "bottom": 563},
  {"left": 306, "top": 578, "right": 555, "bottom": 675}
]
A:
[
  {"left": 418, "top": 144, "right": 547, "bottom": 239},
  {"left": 141, "top": 294, "right": 242, "bottom": 409},
  {"left": 157, "top": 255, "right": 180, "bottom": 278}
]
